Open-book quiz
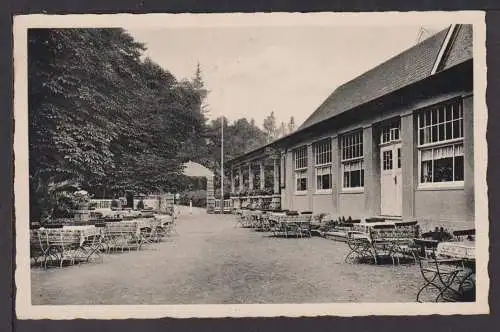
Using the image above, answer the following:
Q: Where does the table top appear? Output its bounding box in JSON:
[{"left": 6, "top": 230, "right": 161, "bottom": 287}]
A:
[
  {"left": 353, "top": 222, "right": 395, "bottom": 232},
  {"left": 414, "top": 238, "right": 440, "bottom": 245},
  {"left": 31, "top": 226, "right": 101, "bottom": 245},
  {"left": 278, "top": 219, "right": 311, "bottom": 224},
  {"left": 154, "top": 215, "right": 173, "bottom": 223},
  {"left": 268, "top": 214, "right": 311, "bottom": 223},
  {"left": 35, "top": 225, "right": 98, "bottom": 232},
  {"left": 437, "top": 240, "right": 475, "bottom": 260}
]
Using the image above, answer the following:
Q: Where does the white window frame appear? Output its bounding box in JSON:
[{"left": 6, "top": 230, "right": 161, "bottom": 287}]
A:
[
  {"left": 380, "top": 120, "right": 401, "bottom": 145},
  {"left": 314, "top": 139, "right": 333, "bottom": 193},
  {"left": 341, "top": 131, "right": 364, "bottom": 190},
  {"left": 295, "top": 169, "right": 308, "bottom": 193},
  {"left": 293, "top": 146, "right": 308, "bottom": 194},
  {"left": 417, "top": 99, "right": 465, "bottom": 189}
]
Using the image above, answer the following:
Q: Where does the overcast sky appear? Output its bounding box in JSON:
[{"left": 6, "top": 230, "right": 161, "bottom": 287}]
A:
[{"left": 127, "top": 25, "right": 446, "bottom": 129}]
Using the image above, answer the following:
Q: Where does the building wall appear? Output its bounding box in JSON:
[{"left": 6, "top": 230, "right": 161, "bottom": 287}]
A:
[
  {"left": 415, "top": 189, "right": 471, "bottom": 227},
  {"left": 291, "top": 194, "right": 309, "bottom": 212},
  {"left": 338, "top": 192, "right": 366, "bottom": 218},
  {"left": 312, "top": 193, "right": 334, "bottom": 214},
  {"left": 281, "top": 87, "right": 473, "bottom": 227}
]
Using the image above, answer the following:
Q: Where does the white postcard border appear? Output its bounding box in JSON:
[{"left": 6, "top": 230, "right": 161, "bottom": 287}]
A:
[{"left": 13, "top": 11, "right": 489, "bottom": 319}]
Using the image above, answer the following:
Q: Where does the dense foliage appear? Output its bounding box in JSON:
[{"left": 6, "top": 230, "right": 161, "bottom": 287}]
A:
[
  {"left": 28, "top": 28, "right": 207, "bottom": 221},
  {"left": 28, "top": 28, "right": 277, "bottom": 219}
]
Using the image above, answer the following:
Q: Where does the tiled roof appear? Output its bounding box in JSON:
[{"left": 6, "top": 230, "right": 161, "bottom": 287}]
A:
[
  {"left": 227, "top": 25, "right": 473, "bottom": 165},
  {"left": 298, "top": 26, "right": 470, "bottom": 131}
]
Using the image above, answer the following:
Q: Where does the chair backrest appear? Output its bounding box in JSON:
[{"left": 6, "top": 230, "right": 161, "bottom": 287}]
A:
[
  {"left": 41, "top": 229, "right": 81, "bottom": 246},
  {"left": 395, "top": 224, "right": 419, "bottom": 239},
  {"left": 106, "top": 223, "right": 137, "bottom": 234},
  {"left": 453, "top": 228, "right": 475, "bottom": 241},
  {"left": 394, "top": 220, "right": 418, "bottom": 227},
  {"left": 284, "top": 214, "right": 311, "bottom": 223},
  {"left": 369, "top": 224, "right": 396, "bottom": 241},
  {"left": 365, "top": 217, "right": 386, "bottom": 223}
]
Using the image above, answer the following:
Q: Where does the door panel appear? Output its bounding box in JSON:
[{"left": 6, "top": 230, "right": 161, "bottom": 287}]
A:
[
  {"left": 380, "top": 147, "right": 395, "bottom": 215},
  {"left": 394, "top": 145, "right": 402, "bottom": 216},
  {"left": 380, "top": 143, "right": 402, "bottom": 216}
]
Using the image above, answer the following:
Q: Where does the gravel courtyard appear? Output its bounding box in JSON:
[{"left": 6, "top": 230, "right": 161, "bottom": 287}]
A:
[{"left": 31, "top": 208, "right": 424, "bottom": 305}]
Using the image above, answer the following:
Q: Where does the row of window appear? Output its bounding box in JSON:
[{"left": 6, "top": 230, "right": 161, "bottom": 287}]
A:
[{"left": 292, "top": 99, "right": 465, "bottom": 193}]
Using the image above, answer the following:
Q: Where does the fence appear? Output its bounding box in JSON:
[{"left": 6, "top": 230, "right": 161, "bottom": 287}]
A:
[
  {"left": 214, "top": 199, "right": 232, "bottom": 213},
  {"left": 90, "top": 194, "right": 174, "bottom": 213},
  {"left": 90, "top": 199, "right": 113, "bottom": 209}
]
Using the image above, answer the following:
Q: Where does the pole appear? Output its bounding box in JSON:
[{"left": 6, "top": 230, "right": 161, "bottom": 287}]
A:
[{"left": 220, "top": 116, "right": 224, "bottom": 215}]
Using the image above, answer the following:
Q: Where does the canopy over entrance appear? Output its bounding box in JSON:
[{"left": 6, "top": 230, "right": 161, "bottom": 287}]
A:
[
  {"left": 182, "top": 161, "right": 214, "bottom": 178},
  {"left": 182, "top": 161, "right": 216, "bottom": 213}
]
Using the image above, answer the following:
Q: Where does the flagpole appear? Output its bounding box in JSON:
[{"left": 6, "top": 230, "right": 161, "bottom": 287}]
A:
[{"left": 220, "top": 116, "right": 224, "bottom": 215}]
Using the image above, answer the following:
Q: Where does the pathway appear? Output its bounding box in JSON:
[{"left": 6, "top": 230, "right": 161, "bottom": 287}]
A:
[{"left": 31, "top": 208, "right": 423, "bottom": 304}]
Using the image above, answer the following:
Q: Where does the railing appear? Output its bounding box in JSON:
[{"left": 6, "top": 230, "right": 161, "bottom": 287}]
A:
[
  {"left": 230, "top": 194, "right": 281, "bottom": 211},
  {"left": 90, "top": 194, "right": 174, "bottom": 212},
  {"left": 90, "top": 199, "right": 113, "bottom": 209}
]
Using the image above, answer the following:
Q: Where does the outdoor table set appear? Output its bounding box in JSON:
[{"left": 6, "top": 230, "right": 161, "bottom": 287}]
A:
[
  {"left": 30, "top": 213, "right": 176, "bottom": 268},
  {"left": 234, "top": 209, "right": 313, "bottom": 238},
  {"left": 268, "top": 213, "right": 313, "bottom": 238},
  {"left": 235, "top": 209, "right": 264, "bottom": 228},
  {"left": 103, "top": 217, "right": 174, "bottom": 252},
  {"left": 416, "top": 236, "right": 475, "bottom": 302},
  {"left": 30, "top": 225, "right": 104, "bottom": 268},
  {"left": 342, "top": 218, "right": 476, "bottom": 302},
  {"left": 345, "top": 219, "right": 419, "bottom": 265}
]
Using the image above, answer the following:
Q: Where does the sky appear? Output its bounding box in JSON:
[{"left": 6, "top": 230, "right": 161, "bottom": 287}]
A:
[{"left": 126, "top": 25, "right": 447, "bottom": 129}]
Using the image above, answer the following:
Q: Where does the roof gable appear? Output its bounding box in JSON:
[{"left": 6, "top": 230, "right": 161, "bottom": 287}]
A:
[
  {"left": 439, "top": 24, "right": 473, "bottom": 71},
  {"left": 298, "top": 27, "right": 451, "bottom": 131}
]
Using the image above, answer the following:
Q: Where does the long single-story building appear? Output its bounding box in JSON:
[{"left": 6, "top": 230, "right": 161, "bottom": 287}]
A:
[{"left": 227, "top": 24, "right": 474, "bottom": 229}]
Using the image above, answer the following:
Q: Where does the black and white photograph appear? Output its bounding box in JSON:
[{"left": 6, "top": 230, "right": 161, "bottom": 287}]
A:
[{"left": 14, "top": 12, "right": 488, "bottom": 318}]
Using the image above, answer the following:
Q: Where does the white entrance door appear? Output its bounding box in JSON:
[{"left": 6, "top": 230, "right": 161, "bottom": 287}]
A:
[{"left": 380, "top": 143, "right": 402, "bottom": 216}]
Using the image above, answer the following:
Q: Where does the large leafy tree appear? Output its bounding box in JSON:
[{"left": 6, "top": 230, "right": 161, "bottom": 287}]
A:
[
  {"left": 29, "top": 28, "right": 275, "bottom": 216},
  {"left": 28, "top": 28, "right": 207, "bottom": 220},
  {"left": 29, "top": 28, "right": 145, "bottom": 219}
]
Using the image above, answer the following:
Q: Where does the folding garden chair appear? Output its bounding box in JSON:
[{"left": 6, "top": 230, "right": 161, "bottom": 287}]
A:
[
  {"left": 389, "top": 220, "right": 419, "bottom": 264},
  {"left": 415, "top": 246, "right": 475, "bottom": 302},
  {"left": 42, "top": 229, "right": 89, "bottom": 268},
  {"left": 79, "top": 230, "right": 106, "bottom": 263},
  {"left": 105, "top": 223, "right": 143, "bottom": 253},
  {"left": 369, "top": 224, "right": 400, "bottom": 265},
  {"left": 344, "top": 230, "right": 376, "bottom": 264}
]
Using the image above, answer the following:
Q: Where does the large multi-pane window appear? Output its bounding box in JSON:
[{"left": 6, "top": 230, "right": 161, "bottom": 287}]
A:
[
  {"left": 314, "top": 139, "right": 332, "bottom": 191},
  {"left": 294, "top": 146, "right": 308, "bottom": 192},
  {"left": 418, "top": 99, "right": 464, "bottom": 185},
  {"left": 341, "top": 131, "right": 364, "bottom": 188}
]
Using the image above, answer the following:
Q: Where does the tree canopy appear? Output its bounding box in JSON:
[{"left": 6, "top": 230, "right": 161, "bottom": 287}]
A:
[
  {"left": 29, "top": 28, "right": 209, "bottom": 220},
  {"left": 28, "top": 28, "right": 276, "bottom": 219}
]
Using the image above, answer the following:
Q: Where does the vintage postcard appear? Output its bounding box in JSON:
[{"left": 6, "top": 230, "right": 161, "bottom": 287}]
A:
[{"left": 14, "top": 11, "right": 489, "bottom": 319}]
